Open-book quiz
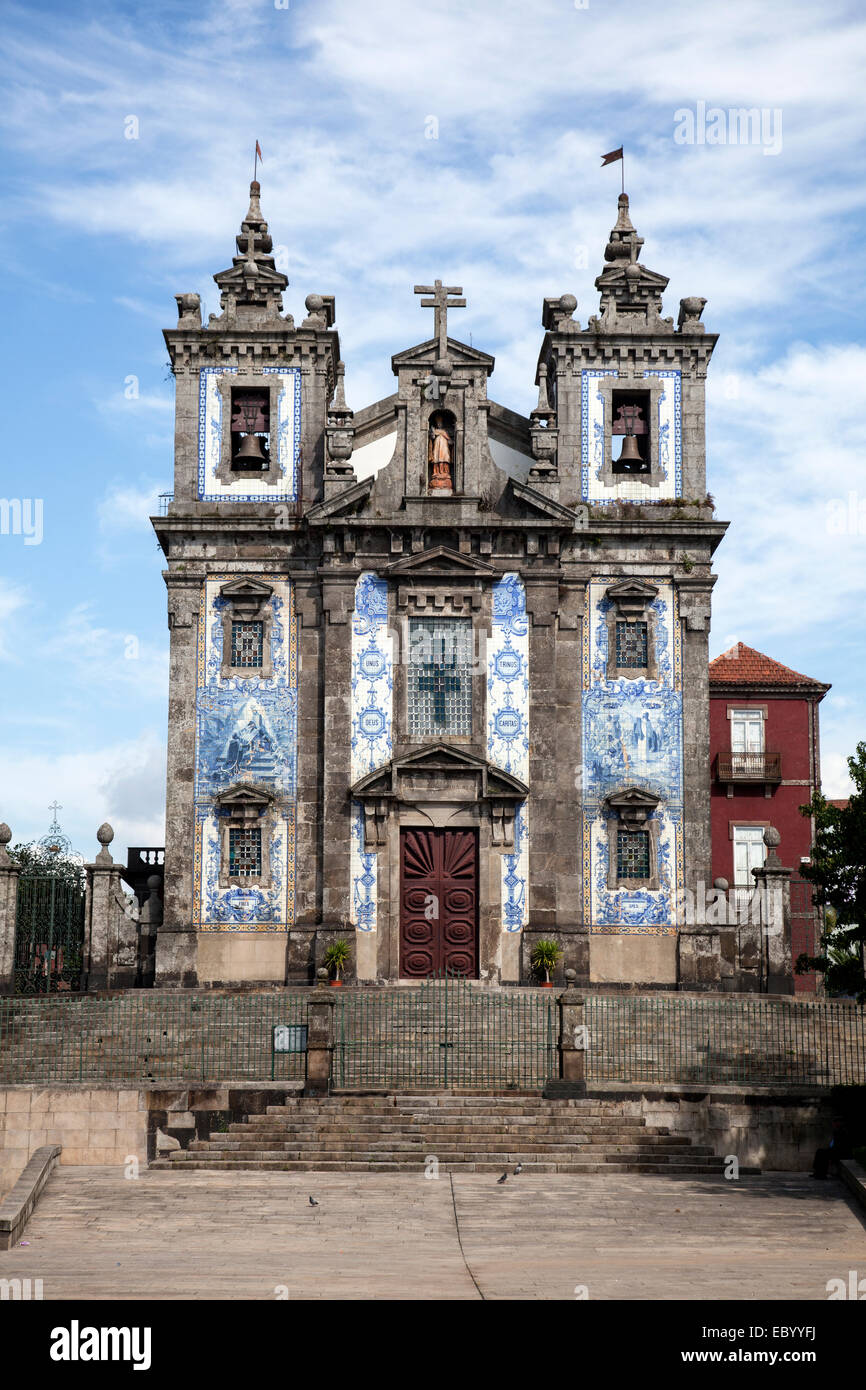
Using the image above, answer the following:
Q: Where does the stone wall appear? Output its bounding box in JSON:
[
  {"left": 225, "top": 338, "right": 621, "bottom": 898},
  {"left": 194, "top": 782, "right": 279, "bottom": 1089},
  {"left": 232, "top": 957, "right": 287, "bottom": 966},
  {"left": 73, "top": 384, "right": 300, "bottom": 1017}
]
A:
[
  {"left": 590, "top": 1084, "right": 831, "bottom": 1171},
  {"left": 0, "top": 1087, "right": 147, "bottom": 1198}
]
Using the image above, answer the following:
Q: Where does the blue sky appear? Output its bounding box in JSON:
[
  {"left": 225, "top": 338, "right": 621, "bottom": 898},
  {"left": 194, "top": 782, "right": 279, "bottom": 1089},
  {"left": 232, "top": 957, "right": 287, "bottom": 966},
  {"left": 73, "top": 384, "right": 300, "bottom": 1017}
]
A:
[{"left": 0, "top": 0, "right": 864, "bottom": 860}]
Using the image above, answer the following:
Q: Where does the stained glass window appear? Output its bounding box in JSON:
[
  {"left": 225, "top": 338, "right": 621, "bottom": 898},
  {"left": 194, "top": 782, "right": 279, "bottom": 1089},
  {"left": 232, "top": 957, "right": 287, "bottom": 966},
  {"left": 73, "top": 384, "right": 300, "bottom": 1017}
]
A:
[
  {"left": 231, "top": 621, "right": 264, "bottom": 668},
  {"left": 229, "top": 827, "right": 261, "bottom": 878},
  {"left": 408, "top": 618, "right": 473, "bottom": 737},
  {"left": 617, "top": 828, "right": 650, "bottom": 880},
  {"left": 615, "top": 620, "right": 648, "bottom": 669}
]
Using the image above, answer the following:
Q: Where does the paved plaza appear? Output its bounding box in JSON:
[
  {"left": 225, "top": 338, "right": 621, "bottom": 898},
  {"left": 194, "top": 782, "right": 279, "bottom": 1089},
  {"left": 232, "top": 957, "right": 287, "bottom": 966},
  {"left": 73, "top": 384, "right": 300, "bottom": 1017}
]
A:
[{"left": 2, "top": 1166, "right": 864, "bottom": 1300}]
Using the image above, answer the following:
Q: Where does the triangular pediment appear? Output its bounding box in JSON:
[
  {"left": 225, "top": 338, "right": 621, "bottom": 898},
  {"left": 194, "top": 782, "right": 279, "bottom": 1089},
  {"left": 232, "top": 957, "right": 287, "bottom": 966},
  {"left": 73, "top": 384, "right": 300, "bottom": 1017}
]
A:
[
  {"left": 605, "top": 579, "right": 659, "bottom": 604},
  {"left": 219, "top": 578, "right": 274, "bottom": 601},
  {"left": 391, "top": 336, "right": 495, "bottom": 371},
  {"left": 351, "top": 744, "right": 528, "bottom": 801},
  {"left": 305, "top": 477, "right": 373, "bottom": 522},
  {"left": 384, "top": 546, "right": 498, "bottom": 578},
  {"left": 215, "top": 782, "right": 274, "bottom": 808}
]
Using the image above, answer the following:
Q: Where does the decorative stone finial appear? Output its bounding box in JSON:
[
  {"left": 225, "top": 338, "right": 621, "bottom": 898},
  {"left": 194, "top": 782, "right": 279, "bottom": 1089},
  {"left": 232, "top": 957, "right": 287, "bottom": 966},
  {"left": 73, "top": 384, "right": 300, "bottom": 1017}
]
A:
[
  {"left": 175, "top": 293, "right": 202, "bottom": 328},
  {"left": 678, "top": 296, "right": 707, "bottom": 333},
  {"left": 761, "top": 825, "right": 784, "bottom": 871},
  {"left": 316, "top": 967, "right": 329, "bottom": 982},
  {"left": 95, "top": 822, "right": 114, "bottom": 866},
  {"left": 146, "top": 873, "right": 162, "bottom": 893},
  {"left": 0, "top": 822, "right": 11, "bottom": 868}
]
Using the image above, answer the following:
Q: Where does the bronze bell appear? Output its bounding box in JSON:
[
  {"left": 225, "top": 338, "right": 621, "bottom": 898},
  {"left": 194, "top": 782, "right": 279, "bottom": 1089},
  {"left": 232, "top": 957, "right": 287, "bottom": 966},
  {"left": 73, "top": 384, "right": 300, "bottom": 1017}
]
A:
[
  {"left": 615, "top": 434, "right": 644, "bottom": 470},
  {"left": 233, "top": 432, "right": 266, "bottom": 467}
]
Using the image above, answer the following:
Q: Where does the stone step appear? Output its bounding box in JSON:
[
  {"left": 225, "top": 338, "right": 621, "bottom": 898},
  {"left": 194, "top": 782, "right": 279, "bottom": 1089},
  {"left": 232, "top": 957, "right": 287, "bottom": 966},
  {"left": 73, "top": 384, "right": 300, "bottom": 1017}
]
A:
[
  {"left": 195, "top": 1128, "right": 692, "bottom": 1150},
  {"left": 153, "top": 1158, "right": 724, "bottom": 1174},
  {"left": 182, "top": 1151, "right": 714, "bottom": 1167}
]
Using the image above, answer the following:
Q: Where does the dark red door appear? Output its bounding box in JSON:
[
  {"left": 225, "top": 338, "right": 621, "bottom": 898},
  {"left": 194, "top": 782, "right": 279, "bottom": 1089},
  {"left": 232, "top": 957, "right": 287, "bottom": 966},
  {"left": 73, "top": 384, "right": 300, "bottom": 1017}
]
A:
[{"left": 400, "top": 829, "right": 478, "bottom": 978}]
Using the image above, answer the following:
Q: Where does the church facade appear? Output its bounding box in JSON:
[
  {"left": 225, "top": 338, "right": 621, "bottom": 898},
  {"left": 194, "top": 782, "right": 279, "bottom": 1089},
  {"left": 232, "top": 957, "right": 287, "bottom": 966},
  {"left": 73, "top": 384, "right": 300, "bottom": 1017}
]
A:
[{"left": 153, "top": 183, "right": 726, "bottom": 989}]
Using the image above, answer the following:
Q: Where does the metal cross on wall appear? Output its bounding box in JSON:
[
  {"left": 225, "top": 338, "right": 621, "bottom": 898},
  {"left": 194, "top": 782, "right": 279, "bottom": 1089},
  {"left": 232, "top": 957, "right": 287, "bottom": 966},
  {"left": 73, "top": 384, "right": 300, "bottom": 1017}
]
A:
[
  {"left": 417, "top": 660, "right": 462, "bottom": 725},
  {"left": 414, "top": 280, "right": 466, "bottom": 357}
]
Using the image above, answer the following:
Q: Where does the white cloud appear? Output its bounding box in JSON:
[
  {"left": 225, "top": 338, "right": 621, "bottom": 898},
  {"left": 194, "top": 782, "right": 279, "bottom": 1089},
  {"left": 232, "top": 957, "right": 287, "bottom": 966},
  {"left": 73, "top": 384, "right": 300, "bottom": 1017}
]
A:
[
  {"left": 97, "top": 479, "right": 165, "bottom": 533},
  {"left": 0, "top": 729, "right": 166, "bottom": 864}
]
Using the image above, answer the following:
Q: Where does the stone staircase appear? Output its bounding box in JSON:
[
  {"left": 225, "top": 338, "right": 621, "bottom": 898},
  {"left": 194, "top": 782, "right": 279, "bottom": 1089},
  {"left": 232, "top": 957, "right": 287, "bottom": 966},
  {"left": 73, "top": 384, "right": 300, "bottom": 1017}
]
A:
[{"left": 152, "top": 1093, "right": 735, "bottom": 1175}]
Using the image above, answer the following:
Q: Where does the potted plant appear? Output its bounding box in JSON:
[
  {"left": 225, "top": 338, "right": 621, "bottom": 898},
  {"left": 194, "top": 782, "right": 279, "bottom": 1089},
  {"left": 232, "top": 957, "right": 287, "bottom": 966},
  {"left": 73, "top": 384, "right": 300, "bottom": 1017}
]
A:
[
  {"left": 323, "top": 938, "right": 351, "bottom": 986},
  {"left": 530, "top": 939, "right": 562, "bottom": 986}
]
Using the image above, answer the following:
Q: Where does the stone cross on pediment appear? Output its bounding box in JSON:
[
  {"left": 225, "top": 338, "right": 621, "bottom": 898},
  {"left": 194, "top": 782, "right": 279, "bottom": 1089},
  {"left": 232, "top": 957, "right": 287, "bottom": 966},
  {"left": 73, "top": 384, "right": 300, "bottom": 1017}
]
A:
[{"left": 414, "top": 279, "right": 466, "bottom": 358}]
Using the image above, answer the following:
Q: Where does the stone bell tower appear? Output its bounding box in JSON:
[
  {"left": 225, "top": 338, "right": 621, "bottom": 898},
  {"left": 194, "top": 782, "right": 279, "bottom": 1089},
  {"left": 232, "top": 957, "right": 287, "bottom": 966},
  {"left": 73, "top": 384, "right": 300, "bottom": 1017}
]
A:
[
  {"left": 537, "top": 192, "right": 728, "bottom": 986},
  {"left": 154, "top": 181, "right": 341, "bottom": 986}
]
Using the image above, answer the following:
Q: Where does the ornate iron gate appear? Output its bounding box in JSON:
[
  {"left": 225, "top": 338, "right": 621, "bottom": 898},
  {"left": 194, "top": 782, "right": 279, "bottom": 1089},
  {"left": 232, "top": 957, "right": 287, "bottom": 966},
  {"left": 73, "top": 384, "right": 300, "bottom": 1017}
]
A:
[
  {"left": 13, "top": 875, "right": 87, "bottom": 994},
  {"left": 333, "top": 972, "right": 556, "bottom": 1089}
]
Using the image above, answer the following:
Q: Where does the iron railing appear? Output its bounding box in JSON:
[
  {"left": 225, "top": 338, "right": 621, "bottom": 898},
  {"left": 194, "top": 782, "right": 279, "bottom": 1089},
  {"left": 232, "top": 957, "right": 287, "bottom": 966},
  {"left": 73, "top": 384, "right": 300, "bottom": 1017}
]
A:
[
  {"left": 0, "top": 992, "right": 308, "bottom": 1084},
  {"left": 715, "top": 751, "right": 782, "bottom": 783},
  {"left": 584, "top": 994, "right": 866, "bottom": 1086},
  {"left": 0, "top": 988, "right": 863, "bottom": 1088},
  {"left": 333, "top": 975, "right": 557, "bottom": 1090}
]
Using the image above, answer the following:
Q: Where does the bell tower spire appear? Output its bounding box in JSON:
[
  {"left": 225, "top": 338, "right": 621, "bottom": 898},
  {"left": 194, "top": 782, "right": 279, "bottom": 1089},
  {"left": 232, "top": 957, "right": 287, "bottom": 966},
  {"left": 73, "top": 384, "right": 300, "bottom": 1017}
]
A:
[
  {"left": 592, "top": 193, "right": 671, "bottom": 333},
  {"left": 211, "top": 180, "right": 289, "bottom": 325}
]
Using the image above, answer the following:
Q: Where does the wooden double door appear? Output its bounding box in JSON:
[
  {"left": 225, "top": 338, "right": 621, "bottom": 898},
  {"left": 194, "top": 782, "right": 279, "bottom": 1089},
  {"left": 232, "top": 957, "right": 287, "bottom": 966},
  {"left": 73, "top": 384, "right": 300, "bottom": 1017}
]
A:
[{"left": 399, "top": 828, "right": 478, "bottom": 978}]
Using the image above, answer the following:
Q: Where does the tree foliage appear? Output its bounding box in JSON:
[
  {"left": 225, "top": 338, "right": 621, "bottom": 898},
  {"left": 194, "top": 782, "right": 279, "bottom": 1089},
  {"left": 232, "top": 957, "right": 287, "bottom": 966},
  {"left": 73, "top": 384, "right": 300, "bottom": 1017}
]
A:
[
  {"left": 7, "top": 841, "right": 85, "bottom": 889},
  {"left": 796, "top": 742, "right": 866, "bottom": 1002}
]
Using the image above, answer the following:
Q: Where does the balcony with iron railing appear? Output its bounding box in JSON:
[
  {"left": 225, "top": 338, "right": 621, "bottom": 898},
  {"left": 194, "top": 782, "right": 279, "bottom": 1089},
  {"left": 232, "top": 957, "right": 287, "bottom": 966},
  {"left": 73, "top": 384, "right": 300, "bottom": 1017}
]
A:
[{"left": 715, "top": 750, "right": 782, "bottom": 796}]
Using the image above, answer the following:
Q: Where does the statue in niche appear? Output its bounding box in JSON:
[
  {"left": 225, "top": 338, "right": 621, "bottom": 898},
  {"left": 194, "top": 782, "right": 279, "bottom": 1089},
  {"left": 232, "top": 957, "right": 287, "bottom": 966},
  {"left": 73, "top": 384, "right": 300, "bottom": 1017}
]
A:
[{"left": 428, "top": 411, "right": 455, "bottom": 492}]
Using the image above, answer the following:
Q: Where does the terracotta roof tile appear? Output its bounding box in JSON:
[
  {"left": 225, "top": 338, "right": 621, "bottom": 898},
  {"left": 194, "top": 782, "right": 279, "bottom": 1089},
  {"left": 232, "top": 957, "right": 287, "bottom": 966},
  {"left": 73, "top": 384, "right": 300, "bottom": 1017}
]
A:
[{"left": 709, "top": 643, "right": 828, "bottom": 689}]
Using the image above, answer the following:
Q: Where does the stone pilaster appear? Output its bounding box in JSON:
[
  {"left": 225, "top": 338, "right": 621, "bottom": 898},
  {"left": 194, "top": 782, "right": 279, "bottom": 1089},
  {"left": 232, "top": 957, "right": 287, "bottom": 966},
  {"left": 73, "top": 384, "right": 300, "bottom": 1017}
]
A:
[
  {"left": 305, "top": 971, "right": 336, "bottom": 1096},
  {"left": 0, "top": 825, "right": 19, "bottom": 995},
  {"left": 156, "top": 576, "right": 201, "bottom": 987},
  {"left": 544, "top": 979, "right": 587, "bottom": 1097}
]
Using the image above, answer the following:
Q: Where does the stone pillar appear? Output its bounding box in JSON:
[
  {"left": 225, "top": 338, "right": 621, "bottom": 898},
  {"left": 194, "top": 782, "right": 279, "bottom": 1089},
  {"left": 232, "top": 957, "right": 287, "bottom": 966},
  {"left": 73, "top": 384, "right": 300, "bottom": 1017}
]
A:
[
  {"left": 752, "top": 826, "right": 793, "bottom": 995},
  {"left": 544, "top": 975, "right": 587, "bottom": 1097},
  {"left": 305, "top": 970, "right": 337, "bottom": 1096},
  {"left": 0, "top": 825, "right": 20, "bottom": 995},
  {"left": 84, "top": 823, "right": 138, "bottom": 991},
  {"left": 677, "top": 926, "right": 722, "bottom": 990}
]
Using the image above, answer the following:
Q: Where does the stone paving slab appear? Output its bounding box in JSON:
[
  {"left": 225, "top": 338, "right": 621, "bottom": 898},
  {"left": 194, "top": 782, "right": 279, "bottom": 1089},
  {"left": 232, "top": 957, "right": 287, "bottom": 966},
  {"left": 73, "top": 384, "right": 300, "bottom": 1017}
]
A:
[{"left": 0, "top": 1167, "right": 863, "bottom": 1300}]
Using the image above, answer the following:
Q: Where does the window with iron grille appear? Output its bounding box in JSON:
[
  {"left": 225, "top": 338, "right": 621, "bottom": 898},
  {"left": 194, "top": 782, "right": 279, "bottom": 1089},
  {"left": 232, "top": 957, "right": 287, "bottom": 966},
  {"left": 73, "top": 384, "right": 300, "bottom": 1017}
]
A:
[
  {"left": 617, "top": 828, "right": 650, "bottom": 880},
  {"left": 408, "top": 618, "right": 473, "bottom": 737},
  {"left": 615, "top": 620, "right": 648, "bottom": 670},
  {"left": 229, "top": 826, "right": 261, "bottom": 878},
  {"left": 231, "top": 620, "right": 264, "bottom": 668}
]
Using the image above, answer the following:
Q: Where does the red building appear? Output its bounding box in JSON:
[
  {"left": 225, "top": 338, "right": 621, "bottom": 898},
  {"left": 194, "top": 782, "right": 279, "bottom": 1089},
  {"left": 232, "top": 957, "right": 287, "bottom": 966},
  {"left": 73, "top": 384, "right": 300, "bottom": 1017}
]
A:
[{"left": 708, "top": 643, "right": 830, "bottom": 993}]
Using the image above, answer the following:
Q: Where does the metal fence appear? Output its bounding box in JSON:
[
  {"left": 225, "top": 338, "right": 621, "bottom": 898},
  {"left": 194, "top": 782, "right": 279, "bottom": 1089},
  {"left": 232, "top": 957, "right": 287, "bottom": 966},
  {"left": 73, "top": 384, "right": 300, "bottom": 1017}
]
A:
[
  {"left": 333, "top": 976, "right": 556, "bottom": 1090},
  {"left": 585, "top": 994, "right": 866, "bottom": 1087},
  {"left": 0, "top": 988, "right": 863, "bottom": 1089},
  {"left": 0, "top": 993, "right": 308, "bottom": 1084}
]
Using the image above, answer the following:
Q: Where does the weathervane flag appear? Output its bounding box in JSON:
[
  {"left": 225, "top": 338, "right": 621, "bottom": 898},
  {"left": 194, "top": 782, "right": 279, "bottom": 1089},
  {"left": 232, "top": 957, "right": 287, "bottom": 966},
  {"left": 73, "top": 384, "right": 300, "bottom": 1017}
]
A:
[
  {"left": 601, "top": 145, "right": 625, "bottom": 193},
  {"left": 254, "top": 141, "right": 263, "bottom": 179}
]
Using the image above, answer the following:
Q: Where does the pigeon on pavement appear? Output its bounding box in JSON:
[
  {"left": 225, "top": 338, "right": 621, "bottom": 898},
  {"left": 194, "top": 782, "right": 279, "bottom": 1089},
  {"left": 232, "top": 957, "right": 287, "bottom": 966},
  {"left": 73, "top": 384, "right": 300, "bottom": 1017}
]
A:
[
  {"left": 497, "top": 1172, "right": 507, "bottom": 1184},
  {"left": 309, "top": 1195, "right": 319, "bottom": 1206}
]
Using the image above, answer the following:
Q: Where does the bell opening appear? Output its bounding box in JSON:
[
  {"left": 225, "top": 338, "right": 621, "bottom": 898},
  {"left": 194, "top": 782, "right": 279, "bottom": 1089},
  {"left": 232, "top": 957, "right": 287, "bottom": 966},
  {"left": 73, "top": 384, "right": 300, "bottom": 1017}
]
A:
[
  {"left": 230, "top": 387, "right": 271, "bottom": 470},
  {"left": 611, "top": 390, "right": 651, "bottom": 474}
]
